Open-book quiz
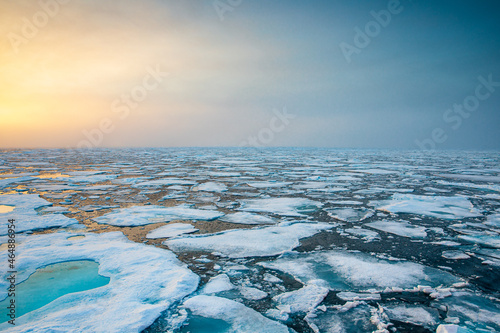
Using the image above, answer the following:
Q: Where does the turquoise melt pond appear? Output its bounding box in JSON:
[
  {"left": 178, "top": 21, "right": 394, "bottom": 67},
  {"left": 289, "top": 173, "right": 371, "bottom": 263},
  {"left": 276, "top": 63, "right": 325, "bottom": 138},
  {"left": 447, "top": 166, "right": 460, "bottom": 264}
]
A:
[{"left": 1, "top": 260, "right": 110, "bottom": 323}]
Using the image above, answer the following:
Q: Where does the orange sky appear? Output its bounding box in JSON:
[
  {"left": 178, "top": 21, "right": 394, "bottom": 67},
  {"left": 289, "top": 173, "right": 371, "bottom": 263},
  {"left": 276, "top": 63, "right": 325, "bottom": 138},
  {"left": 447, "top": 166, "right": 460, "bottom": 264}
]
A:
[
  {"left": 0, "top": 0, "right": 283, "bottom": 148},
  {"left": 2, "top": 0, "right": 499, "bottom": 149}
]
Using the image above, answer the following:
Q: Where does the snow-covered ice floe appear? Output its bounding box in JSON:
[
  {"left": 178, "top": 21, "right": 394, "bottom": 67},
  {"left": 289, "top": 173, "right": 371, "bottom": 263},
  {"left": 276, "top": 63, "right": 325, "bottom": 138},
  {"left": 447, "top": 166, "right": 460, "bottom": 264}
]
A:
[
  {"left": 344, "top": 227, "right": 380, "bottom": 241},
  {"left": 273, "top": 282, "right": 329, "bottom": 314},
  {"left": 0, "top": 194, "right": 78, "bottom": 235},
  {"left": 238, "top": 197, "right": 323, "bottom": 217},
  {"left": 192, "top": 182, "right": 228, "bottom": 192},
  {"left": 259, "top": 250, "right": 461, "bottom": 291},
  {"left": 325, "top": 207, "right": 374, "bottom": 222},
  {"left": 146, "top": 223, "right": 199, "bottom": 239},
  {"left": 376, "top": 194, "right": 481, "bottom": 219},
  {"left": 93, "top": 204, "right": 224, "bottom": 226},
  {"left": 165, "top": 222, "right": 333, "bottom": 258},
  {"left": 220, "top": 212, "right": 275, "bottom": 225},
  {"left": 0, "top": 231, "right": 199, "bottom": 332},
  {"left": 182, "top": 295, "right": 290, "bottom": 333},
  {"left": 364, "top": 220, "right": 427, "bottom": 238}
]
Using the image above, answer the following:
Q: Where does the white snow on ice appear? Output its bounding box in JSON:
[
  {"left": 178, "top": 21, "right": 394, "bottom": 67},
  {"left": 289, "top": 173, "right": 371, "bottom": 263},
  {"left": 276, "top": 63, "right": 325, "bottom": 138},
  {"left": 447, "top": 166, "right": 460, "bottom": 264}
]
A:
[
  {"left": 93, "top": 205, "right": 224, "bottom": 226},
  {"left": 238, "top": 197, "right": 323, "bottom": 217},
  {"left": 146, "top": 223, "right": 199, "bottom": 239},
  {"left": 0, "top": 194, "right": 78, "bottom": 235},
  {"left": 376, "top": 194, "right": 480, "bottom": 219},
  {"left": 364, "top": 220, "right": 427, "bottom": 239},
  {"left": 182, "top": 295, "right": 289, "bottom": 333},
  {"left": 220, "top": 212, "right": 275, "bottom": 225},
  {"left": 165, "top": 222, "right": 333, "bottom": 258},
  {"left": 0, "top": 231, "right": 199, "bottom": 332}
]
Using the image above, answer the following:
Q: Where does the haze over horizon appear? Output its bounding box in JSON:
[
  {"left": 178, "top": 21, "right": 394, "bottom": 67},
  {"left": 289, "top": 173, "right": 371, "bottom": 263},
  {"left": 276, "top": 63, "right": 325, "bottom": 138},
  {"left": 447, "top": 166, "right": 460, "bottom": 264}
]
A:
[{"left": 1, "top": 0, "right": 499, "bottom": 150}]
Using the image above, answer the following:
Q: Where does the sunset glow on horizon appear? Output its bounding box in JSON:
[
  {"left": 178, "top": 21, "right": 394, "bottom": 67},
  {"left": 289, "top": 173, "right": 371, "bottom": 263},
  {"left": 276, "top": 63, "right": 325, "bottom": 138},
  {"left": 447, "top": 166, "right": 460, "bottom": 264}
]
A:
[{"left": 1, "top": 0, "right": 499, "bottom": 149}]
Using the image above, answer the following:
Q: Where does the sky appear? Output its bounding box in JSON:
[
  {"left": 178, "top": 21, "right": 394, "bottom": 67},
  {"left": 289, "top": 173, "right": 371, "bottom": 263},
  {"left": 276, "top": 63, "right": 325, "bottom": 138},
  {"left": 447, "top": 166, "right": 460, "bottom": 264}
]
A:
[{"left": 0, "top": 0, "right": 499, "bottom": 150}]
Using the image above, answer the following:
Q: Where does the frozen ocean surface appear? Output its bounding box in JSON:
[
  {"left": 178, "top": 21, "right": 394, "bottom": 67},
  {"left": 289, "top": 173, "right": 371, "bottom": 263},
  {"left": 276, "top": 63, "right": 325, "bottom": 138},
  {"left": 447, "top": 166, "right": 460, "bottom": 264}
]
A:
[{"left": 0, "top": 148, "right": 499, "bottom": 333}]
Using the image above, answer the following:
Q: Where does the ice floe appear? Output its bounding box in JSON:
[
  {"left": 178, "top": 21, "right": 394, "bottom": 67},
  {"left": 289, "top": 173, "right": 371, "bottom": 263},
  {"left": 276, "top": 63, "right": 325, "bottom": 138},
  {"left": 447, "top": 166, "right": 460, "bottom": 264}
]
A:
[
  {"left": 239, "top": 286, "right": 268, "bottom": 300},
  {"left": 238, "top": 197, "right": 323, "bottom": 217},
  {"left": 457, "top": 234, "right": 500, "bottom": 249},
  {"left": 247, "top": 181, "right": 292, "bottom": 188},
  {"left": 220, "top": 212, "right": 275, "bottom": 225},
  {"left": 132, "top": 178, "right": 197, "bottom": 188},
  {"left": 0, "top": 231, "right": 199, "bottom": 332},
  {"left": 165, "top": 222, "right": 333, "bottom": 258},
  {"left": 273, "top": 282, "right": 329, "bottom": 314},
  {"left": 384, "top": 304, "right": 439, "bottom": 328},
  {"left": 146, "top": 223, "right": 199, "bottom": 239},
  {"left": 260, "top": 250, "right": 460, "bottom": 291},
  {"left": 93, "top": 205, "right": 224, "bottom": 226},
  {"left": 326, "top": 207, "right": 374, "bottom": 222},
  {"left": 344, "top": 227, "right": 380, "bottom": 241},
  {"left": 0, "top": 194, "right": 78, "bottom": 235},
  {"left": 192, "top": 182, "right": 228, "bottom": 192},
  {"left": 442, "top": 251, "right": 471, "bottom": 260},
  {"left": 201, "top": 274, "right": 235, "bottom": 294},
  {"left": 182, "top": 295, "right": 289, "bottom": 333},
  {"left": 364, "top": 220, "right": 427, "bottom": 238},
  {"left": 376, "top": 193, "right": 480, "bottom": 219}
]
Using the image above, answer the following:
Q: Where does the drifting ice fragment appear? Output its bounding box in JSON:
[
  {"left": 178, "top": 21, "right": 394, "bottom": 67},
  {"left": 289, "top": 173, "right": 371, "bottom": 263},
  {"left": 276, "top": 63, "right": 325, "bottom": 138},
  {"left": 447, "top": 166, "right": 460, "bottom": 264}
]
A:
[
  {"left": 93, "top": 205, "right": 224, "bottom": 226},
  {"left": 0, "top": 194, "right": 78, "bottom": 234},
  {"left": 260, "top": 250, "right": 460, "bottom": 291},
  {"left": 165, "top": 222, "right": 333, "bottom": 258},
  {"left": 376, "top": 194, "right": 480, "bottom": 219},
  {"left": 0, "top": 231, "right": 199, "bottom": 332},
  {"left": 364, "top": 220, "right": 427, "bottom": 238},
  {"left": 239, "top": 197, "right": 323, "bottom": 217},
  {"left": 182, "top": 295, "right": 289, "bottom": 333},
  {"left": 220, "top": 212, "right": 275, "bottom": 225},
  {"left": 146, "top": 223, "right": 198, "bottom": 239}
]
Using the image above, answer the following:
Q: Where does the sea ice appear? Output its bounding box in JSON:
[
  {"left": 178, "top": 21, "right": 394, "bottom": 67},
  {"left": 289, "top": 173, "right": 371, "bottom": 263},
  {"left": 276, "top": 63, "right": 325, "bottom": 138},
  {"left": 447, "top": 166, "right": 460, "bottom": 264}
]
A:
[
  {"left": 0, "top": 231, "right": 199, "bottom": 332},
  {"left": 238, "top": 197, "right": 323, "bottom": 217},
  {"left": 165, "top": 222, "right": 333, "bottom": 258},
  {"left": 201, "top": 274, "right": 235, "bottom": 294},
  {"left": 239, "top": 286, "right": 268, "bottom": 300},
  {"left": 273, "top": 283, "right": 329, "bottom": 314},
  {"left": 0, "top": 176, "right": 36, "bottom": 188},
  {"left": 192, "top": 182, "right": 228, "bottom": 192},
  {"left": 56, "top": 174, "right": 117, "bottom": 183},
  {"left": 383, "top": 304, "right": 439, "bottom": 328},
  {"left": 326, "top": 207, "right": 374, "bottom": 222},
  {"left": 93, "top": 205, "right": 224, "bottom": 226},
  {"left": 344, "top": 228, "right": 380, "bottom": 241},
  {"left": 436, "top": 324, "right": 475, "bottom": 333},
  {"left": 132, "top": 178, "right": 197, "bottom": 188},
  {"left": 458, "top": 234, "right": 500, "bottom": 248},
  {"left": 0, "top": 194, "right": 78, "bottom": 235},
  {"left": 305, "top": 302, "right": 378, "bottom": 333},
  {"left": 376, "top": 194, "right": 480, "bottom": 219},
  {"left": 182, "top": 295, "right": 289, "bottom": 333},
  {"left": 484, "top": 212, "right": 500, "bottom": 228},
  {"left": 364, "top": 220, "right": 427, "bottom": 238},
  {"left": 246, "top": 181, "right": 292, "bottom": 188},
  {"left": 220, "top": 212, "right": 275, "bottom": 225},
  {"left": 442, "top": 251, "right": 470, "bottom": 260},
  {"left": 260, "top": 250, "right": 460, "bottom": 291},
  {"left": 337, "top": 292, "right": 381, "bottom": 301},
  {"left": 438, "top": 291, "right": 500, "bottom": 332},
  {"left": 146, "top": 223, "right": 199, "bottom": 239}
]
